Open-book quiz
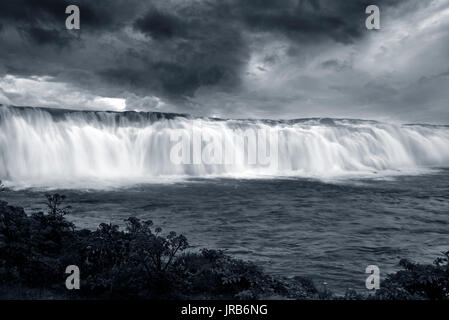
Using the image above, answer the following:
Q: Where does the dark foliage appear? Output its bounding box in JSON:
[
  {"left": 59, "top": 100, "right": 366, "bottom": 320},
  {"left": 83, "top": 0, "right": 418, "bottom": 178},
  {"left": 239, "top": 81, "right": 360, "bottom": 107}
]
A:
[
  {"left": 0, "top": 196, "right": 317, "bottom": 299},
  {"left": 375, "top": 254, "right": 449, "bottom": 300},
  {"left": 2, "top": 193, "right": 448, "bottom": 300}
]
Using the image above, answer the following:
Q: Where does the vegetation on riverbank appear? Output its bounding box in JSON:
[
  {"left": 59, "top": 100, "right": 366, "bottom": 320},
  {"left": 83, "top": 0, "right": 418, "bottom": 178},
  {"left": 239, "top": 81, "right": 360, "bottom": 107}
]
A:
[
  {"left": 0, "top": 194, "right": 319, "bottom": 299},
  {"left": 0, "top": 187, "right": 448, "bottom": 300}
]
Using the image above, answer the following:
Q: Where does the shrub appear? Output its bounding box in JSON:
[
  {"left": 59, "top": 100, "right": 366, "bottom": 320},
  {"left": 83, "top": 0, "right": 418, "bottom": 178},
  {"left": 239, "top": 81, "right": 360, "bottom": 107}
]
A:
[
  {"left": 45, "top": 194, "right": 71, "bottom": 217},
  {"left": 375, "top": 254, "right": 449, "bottom": 300}
]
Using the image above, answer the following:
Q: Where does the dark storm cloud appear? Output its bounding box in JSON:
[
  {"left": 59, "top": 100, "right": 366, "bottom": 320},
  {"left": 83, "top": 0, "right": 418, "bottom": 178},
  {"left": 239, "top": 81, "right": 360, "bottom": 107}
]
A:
[
  {"left": 237, "top": 0, "right": 406, "bottom": 43},
  {"left": 102, "top": 1, "right": 251, "bottom": 99},
  {"left": 0, "top": 0, "right": 447, "bottom": 123},
  {"left": 105, "top": 0, "right": 406, "bottom": 99},
  {"left": 133, "top": 0, "right": 405, "bottom": 44},
  {"left": 0, "top": 0, "right": 132, "bottom": 29},
  {"left": 0, "top": 0, "right": 141, "bottom": 46},
  {"left": 21, "top": 26, "right": 72, "bottom": 46},
  {"left": 133, "top": 10, "right": 185, "bottom": 40},
  {"left": 0, "top": 0, "right": 401, "bottom": 97},
  {"left": 0, "top": 0, "right": 72, "bottom": 46}
]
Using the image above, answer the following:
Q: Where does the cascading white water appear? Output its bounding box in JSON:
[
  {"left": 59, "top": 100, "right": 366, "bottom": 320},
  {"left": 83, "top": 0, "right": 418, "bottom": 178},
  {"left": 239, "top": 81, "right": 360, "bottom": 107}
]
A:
[{"left": 1, "top": 105, "right": 449, "bottom": 188}]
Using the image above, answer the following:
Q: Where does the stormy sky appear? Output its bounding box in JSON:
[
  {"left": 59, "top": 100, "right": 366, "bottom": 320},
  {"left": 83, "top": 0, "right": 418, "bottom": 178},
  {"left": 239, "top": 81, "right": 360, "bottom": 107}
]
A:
[{"left": 0, "top": 0, "right": 448, "bottom": 123}]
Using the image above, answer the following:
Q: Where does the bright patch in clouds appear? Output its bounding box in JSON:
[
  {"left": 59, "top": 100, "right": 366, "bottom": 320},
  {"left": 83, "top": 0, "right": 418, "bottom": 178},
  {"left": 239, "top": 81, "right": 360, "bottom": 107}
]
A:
[
  {"left": 93, "top": 97, "right": 126, "bottom": 111},
  {"left": 0, "top": 75, "right": 127, "bottom": 111}
]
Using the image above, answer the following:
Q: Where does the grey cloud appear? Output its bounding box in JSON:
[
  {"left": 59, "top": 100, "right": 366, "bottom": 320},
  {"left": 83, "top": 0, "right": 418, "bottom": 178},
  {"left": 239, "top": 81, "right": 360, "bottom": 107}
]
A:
[{"left": 0, "top": 0, "right": 447, "bottom": 124}]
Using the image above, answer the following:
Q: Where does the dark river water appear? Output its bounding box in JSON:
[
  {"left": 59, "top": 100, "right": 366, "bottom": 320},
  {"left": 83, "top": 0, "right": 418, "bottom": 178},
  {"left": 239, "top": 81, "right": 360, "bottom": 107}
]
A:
[{"left": 2, "top": 169, "right": 449, "bottom": 294}]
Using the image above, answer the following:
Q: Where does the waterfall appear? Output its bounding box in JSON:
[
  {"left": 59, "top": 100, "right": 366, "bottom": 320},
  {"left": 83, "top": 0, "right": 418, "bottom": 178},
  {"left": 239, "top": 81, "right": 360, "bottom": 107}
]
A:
[{"left": 1, "top": 105, "right": 449, "bottom": 188}]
